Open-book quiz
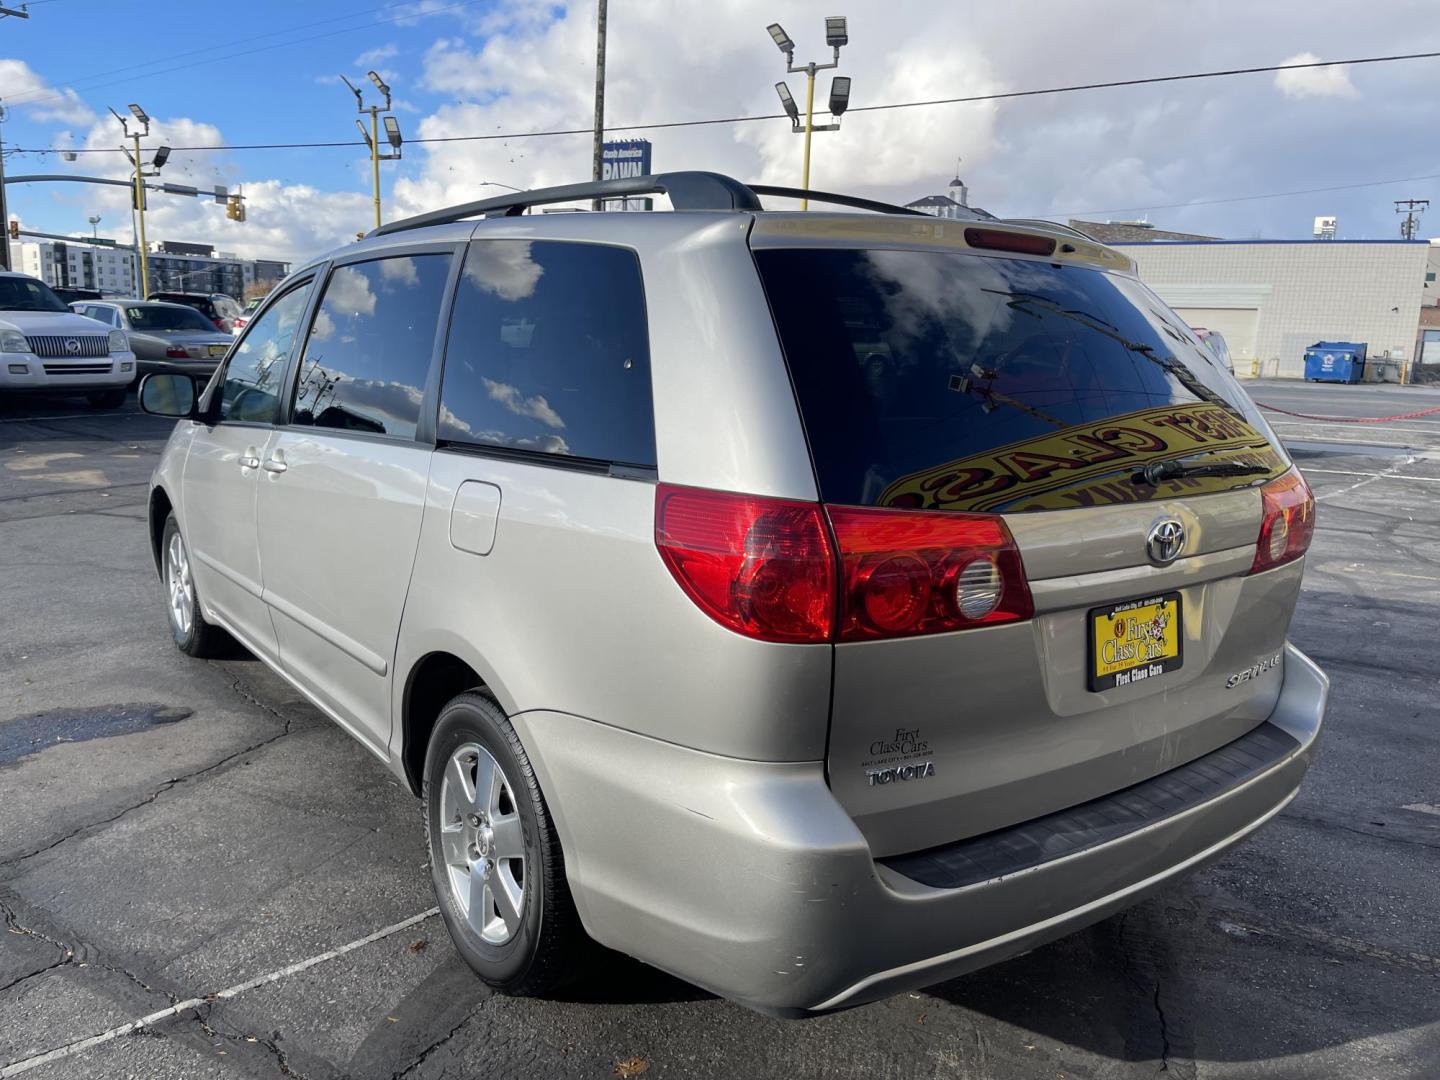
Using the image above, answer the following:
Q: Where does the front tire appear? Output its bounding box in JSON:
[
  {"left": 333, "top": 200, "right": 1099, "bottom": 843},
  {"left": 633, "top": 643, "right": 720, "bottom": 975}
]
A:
[
  {"left": 86, "top": 389, "right": 127, "bottom": 409},
  {"left": 424, "top": 691, "right": 582, "bottom": 995},
  {"left": 161, "top": 513, "right": 223, "bottom": 658}
]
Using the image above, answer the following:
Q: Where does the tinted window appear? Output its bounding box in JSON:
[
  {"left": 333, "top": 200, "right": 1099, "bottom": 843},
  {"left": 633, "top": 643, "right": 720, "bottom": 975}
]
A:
[
  {"left": 439, "top": 240, "right": 655, "bottom": 466},
  {"left": 217, "top": 284, "right": 312, "bottom": 423},
  {"left": 756, "top": 249, "right": 1285, "bottom": 514},
  {"left": 0, "top": 277, "right": 67, "bottom": 312},
  {"left": 292, "top": 255, "right": 451, "bottom": 439},
  {"left": 126, "top": 305, "right": 216, "bottom": 331}
]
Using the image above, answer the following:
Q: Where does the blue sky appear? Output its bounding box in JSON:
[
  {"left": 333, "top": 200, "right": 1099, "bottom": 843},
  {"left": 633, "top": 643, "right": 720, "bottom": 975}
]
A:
[{"left": 3, "top": 1, "right": 1439, "bottom": 262}]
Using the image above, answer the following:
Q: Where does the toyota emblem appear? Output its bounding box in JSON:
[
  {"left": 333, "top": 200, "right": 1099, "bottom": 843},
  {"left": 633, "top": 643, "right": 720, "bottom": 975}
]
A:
[
  {"left": 1146, "top": 519, "right": 1186, "bottom": 566},
  {"left": 63, "top": 338, "right": 81, "bottom": 354}
]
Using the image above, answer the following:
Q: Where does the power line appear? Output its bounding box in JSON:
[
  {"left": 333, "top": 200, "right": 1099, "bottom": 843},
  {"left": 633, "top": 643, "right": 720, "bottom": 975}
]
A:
[
  {"left": 2, "top": 0, "right": 481, "bottom": 113},
  {"left": 11, "top": 47, "right": 1440, "bottom": 158},
  {"left": 1058, "top": 172, "right": 1440, "bottom": 218}
]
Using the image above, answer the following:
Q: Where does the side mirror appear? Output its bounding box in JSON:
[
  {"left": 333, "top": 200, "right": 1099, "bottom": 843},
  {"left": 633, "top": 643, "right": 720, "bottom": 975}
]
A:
[{"left": 138, "top": 372, "right": 199, "bottom": 418}]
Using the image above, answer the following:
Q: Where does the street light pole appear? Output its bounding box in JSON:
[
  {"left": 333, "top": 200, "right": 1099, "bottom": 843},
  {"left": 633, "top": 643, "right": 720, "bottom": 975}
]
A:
[
  {"left": 131, "top": 127, "right": 149, "bottom": 295},
  {"left": 342, "top": 72, "right": 402, "bottom": 231},
  {"left": 767, "top": 18, "right": 850, "bottom": 211}
]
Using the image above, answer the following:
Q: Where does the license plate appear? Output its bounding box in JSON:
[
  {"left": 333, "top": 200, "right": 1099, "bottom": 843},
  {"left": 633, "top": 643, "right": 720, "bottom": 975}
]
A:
[
  {"left": 1088, "top": 592, "right": 1183, "bottom": 691},
  {"left": 208, "top": 344, "right": 228, "bottom": 358}
]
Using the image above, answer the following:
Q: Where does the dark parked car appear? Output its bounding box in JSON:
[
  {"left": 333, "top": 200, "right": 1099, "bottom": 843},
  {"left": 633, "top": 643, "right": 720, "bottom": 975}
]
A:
[
  {"left": 146, "top": 291, "right": 244, "bottom": 334},
  {"left": 72, "top": 300, "right": 233, "bottom": 379}
]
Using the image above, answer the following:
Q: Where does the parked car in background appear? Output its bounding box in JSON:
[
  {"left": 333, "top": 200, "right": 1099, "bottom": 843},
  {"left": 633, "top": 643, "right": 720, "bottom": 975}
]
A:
[
  {"left": 138, "top": 172, "right": 1327, "bottom": 1017},
  {"left": 147, "top": 291, "right": 244, "bottom": 334},
  {"left": 1192, "top": 327, "right": 1235, "bottom": 374},
  {"left": 52, "top": 286, "right": 104, "bottom": 304},
  {"left": 231, "top": 294, "right": 264, "bottom": 335},
  {"left": 0, "top": 271, "right": 135, "bottom": 408},
  {"left": 72, "top": 300, "right": 233, "bottom": 380}
]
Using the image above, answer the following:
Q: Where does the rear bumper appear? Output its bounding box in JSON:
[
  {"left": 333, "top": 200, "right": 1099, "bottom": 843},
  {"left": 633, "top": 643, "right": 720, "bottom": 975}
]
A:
[{"left": 517, "top": 641, "right": 1327, "bottom": 1015}]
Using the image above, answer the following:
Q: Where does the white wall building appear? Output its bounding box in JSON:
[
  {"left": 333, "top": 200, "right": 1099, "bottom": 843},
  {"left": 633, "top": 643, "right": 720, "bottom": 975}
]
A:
[
  {"left": 1117, "top": 240, "right": 1430, "bottom": 378},
  {"left": 8, "top": 240, "right": 138, "bottom": 296}
]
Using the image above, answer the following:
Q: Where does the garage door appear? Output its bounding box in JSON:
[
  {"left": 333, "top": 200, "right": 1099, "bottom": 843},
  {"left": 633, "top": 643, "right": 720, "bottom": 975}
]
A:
[{"left": 1172, "top": 307, "right": 1259, "bottom": 361}]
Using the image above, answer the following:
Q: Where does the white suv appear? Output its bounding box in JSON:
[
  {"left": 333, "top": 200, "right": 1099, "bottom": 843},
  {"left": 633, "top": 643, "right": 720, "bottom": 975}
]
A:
[{"left": 0, "top": 272, "right": 136, "bottom": 408}]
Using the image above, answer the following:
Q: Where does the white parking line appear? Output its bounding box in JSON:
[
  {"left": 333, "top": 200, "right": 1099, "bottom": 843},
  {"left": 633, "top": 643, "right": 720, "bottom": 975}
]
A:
[
  {"left": 1310, "top": 456, "right": 1419, "bottom": 503},
  {"left": 1268, "top": 422, "right": 1440, "bottom": 435},
  {"left": 1302, "top": 467, "right": 1440, "bottom": 483},
  {"left": 0, "top": 908, "right": 440, "bottom": 1078}
]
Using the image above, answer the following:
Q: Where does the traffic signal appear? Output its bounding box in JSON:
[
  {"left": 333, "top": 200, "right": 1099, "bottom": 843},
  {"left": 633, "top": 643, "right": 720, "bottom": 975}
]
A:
[
  {"left": 7, "top": 220, "right": 17, "bottom": 241},
  {"left": 226, "top": 196, "right": 246, "bottom": 222}
]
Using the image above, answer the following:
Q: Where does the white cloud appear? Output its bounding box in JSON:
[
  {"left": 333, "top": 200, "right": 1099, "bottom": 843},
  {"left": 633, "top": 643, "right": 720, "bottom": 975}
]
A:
[
  {"left": 483, "top": 378, "right": 565, "bottom": 429},
  {"left": 0, "top": 59, "right": 95, "bottom": 125},
  {"left": 354, "top": 43, "right": 400, "bottom": 67},
  {"left": 1274, "top": 53, "right": 1359, "bottom": 100}
]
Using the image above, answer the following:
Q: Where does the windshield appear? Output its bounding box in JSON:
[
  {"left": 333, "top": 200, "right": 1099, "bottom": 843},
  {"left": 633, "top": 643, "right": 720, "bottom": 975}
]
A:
[
  {"left": 756, "top": 248, "right": 1286, "bottom": 513},
  {"left": 126, "top": 305, "right": 217, "bottom": 331},
  {"left": 0, "top": 277, "right": 68, "bottom": 313}
]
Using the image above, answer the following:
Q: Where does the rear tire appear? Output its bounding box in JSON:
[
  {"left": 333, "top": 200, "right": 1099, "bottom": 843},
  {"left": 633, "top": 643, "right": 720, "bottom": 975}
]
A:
[
  {"left": 423, "top": 691, "right": 582, "bottom": 995},
  {"left": 86, "top": 389, "right": 127, "bottom": 409},
  {"left": 160, "top": 513, "right": 223, "bottom": 658}
]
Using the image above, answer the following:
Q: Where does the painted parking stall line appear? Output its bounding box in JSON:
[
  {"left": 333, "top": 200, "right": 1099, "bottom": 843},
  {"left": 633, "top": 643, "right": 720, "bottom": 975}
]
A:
[{"left": 0, "top": 908, "right": 440, "bottom": 1078}]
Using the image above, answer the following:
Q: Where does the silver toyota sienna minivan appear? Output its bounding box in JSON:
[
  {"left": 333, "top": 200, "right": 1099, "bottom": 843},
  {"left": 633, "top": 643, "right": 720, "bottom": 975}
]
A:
[{"left": 140, "top": 172, "right": 1327, "bottom": 1016}]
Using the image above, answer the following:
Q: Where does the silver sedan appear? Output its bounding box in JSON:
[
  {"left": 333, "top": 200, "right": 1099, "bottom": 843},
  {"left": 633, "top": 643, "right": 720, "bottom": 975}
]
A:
[{"left": 71, "top": 300, "right": 233, "bottom": 380}]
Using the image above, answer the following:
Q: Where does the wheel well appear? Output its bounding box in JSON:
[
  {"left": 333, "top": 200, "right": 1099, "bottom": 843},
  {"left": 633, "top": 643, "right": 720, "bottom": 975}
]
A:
[
  {"left": 148, "top": 487, "right": 173, "bottom": 578},
  {"left": 402, "top": 652, "right": 487, "bottom": 795}
]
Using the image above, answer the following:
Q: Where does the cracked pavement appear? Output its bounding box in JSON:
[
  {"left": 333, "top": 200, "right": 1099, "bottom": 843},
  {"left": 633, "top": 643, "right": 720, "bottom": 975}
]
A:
[{"left": 2, "top": 385, "right": 1438, "bottom": 1079}]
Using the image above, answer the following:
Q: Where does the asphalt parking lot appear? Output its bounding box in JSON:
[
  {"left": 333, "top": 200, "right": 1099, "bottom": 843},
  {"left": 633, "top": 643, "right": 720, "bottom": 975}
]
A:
[{"left": 1, "top": 379, "right": 1437, "bottom": 1080}]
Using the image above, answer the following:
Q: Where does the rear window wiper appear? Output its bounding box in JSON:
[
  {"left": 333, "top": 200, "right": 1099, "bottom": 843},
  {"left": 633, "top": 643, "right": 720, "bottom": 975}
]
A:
[{"left": 1132, "top": 458, "right": 1272, "bottom": 486}]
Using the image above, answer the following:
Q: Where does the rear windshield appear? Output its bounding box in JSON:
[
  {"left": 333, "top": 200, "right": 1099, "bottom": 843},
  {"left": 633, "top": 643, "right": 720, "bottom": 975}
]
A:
[
  {"left": 152, "top": 294, "right": 216, "bottom": 316},
  {"left": 756, "top": 248, "right": 1285, "bottom": 514},
  {"left": 126, "top": 305, "right": 216, "bottom": 331}
]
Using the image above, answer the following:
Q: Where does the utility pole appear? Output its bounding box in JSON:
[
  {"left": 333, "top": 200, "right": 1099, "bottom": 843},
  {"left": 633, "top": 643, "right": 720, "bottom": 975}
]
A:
[
  {"left": 766, "top": 18, "right": 851, "bottom": 210},
  {"left": 341, "top": 72, "right": 402, "bottom": 230},
  {"left": 1395, "top": 198, "right": 1429, "bottom": 240},
  {"left": 591, "top": 0, "right": 607, "bottom": 211},
  {"left": 0, "top": 101, "right": 10, "bottom": 270}
]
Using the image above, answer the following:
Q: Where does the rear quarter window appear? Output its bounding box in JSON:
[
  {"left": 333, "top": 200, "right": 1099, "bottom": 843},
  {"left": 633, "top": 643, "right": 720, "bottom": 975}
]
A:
[
  {"left": 438, "top": 239, "right": 656, "bottom": 467},
  {"left": 755, "top": 248, "right": 1284, "bottom": 513}
]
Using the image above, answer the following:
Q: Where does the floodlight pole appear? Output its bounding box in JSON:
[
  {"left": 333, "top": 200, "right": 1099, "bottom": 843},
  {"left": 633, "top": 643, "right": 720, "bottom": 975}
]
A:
[
  {"left": 131, "top": 128, "right": 149, "bottom": 295},
  {"left": 111, "top": 107, "right": 157, "bottom": 297},
  {"left": 343, "top": 74, "right": 399, "bottom": 230},
  {"left": 370, "top": 106, "right": 381, "bottom": 229},
  {"left": 771, "top": 24, "right": 843, "bottom": 211}
]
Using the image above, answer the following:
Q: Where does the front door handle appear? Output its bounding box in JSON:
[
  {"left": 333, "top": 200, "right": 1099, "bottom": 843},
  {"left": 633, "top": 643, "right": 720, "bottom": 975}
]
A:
[
  {"left": 262, "top": 453, "right": 288, "bottom": 474},
  {"left": 238, "top": 448, "right": 260, "bottom": 470}
]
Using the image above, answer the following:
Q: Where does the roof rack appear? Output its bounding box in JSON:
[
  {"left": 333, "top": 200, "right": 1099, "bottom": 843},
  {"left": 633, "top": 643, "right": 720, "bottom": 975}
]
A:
[
  {"left": 371, "top": 171, "right": 957, "bottom": 237},
  {"left": 747, "top": 185, "right": 925, "bottom": 217},
  {"left": 370, "top": 171, "right": 762, "bottom": 236}
]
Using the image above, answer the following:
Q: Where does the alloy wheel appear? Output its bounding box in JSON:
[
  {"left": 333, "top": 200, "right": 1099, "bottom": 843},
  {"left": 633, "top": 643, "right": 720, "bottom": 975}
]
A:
[{"left": 439, "top": 742, "right": 526, "bottom": 945}]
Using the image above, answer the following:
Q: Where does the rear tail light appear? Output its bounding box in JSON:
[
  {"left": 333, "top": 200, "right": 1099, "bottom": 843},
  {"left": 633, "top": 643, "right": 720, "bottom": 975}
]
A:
[
  {"left": 165, "top": 346, "right": 189, "bottom": 359},
  {"left": 829, "top": 505, "right": 1032, "bottom": 641},
  {"left": 655, "top": 485, "right": 835, "bottom": 643},
  {"left": 213, "top": 318, "right": 227, "bottom": 331},
  {"left": 1250, "top": 470, "right": 1315, "bottom": 574},
  {"left": 656, "top": 488, "right": 1035, "bottom": 644}
]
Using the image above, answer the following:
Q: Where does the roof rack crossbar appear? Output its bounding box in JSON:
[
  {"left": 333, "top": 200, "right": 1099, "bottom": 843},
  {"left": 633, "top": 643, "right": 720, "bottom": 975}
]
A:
[
  {"left": 747, "top": 185, "right": 926, "bottom": 217},
  {"left": 370, "top": 171, "right": 763, "bottom": 236}
]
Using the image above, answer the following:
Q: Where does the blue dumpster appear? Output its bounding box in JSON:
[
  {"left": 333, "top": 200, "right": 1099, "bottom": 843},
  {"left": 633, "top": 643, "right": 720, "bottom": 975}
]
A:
[{"left": 1304, "top": 341, "right": 1367, "bottom": 383}]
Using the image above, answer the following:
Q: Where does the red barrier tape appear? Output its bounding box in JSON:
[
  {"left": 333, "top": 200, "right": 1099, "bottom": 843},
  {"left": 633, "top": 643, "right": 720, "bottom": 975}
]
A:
[{"left": 1254, "top": 401, "right": 1440, "bottom": 423}]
